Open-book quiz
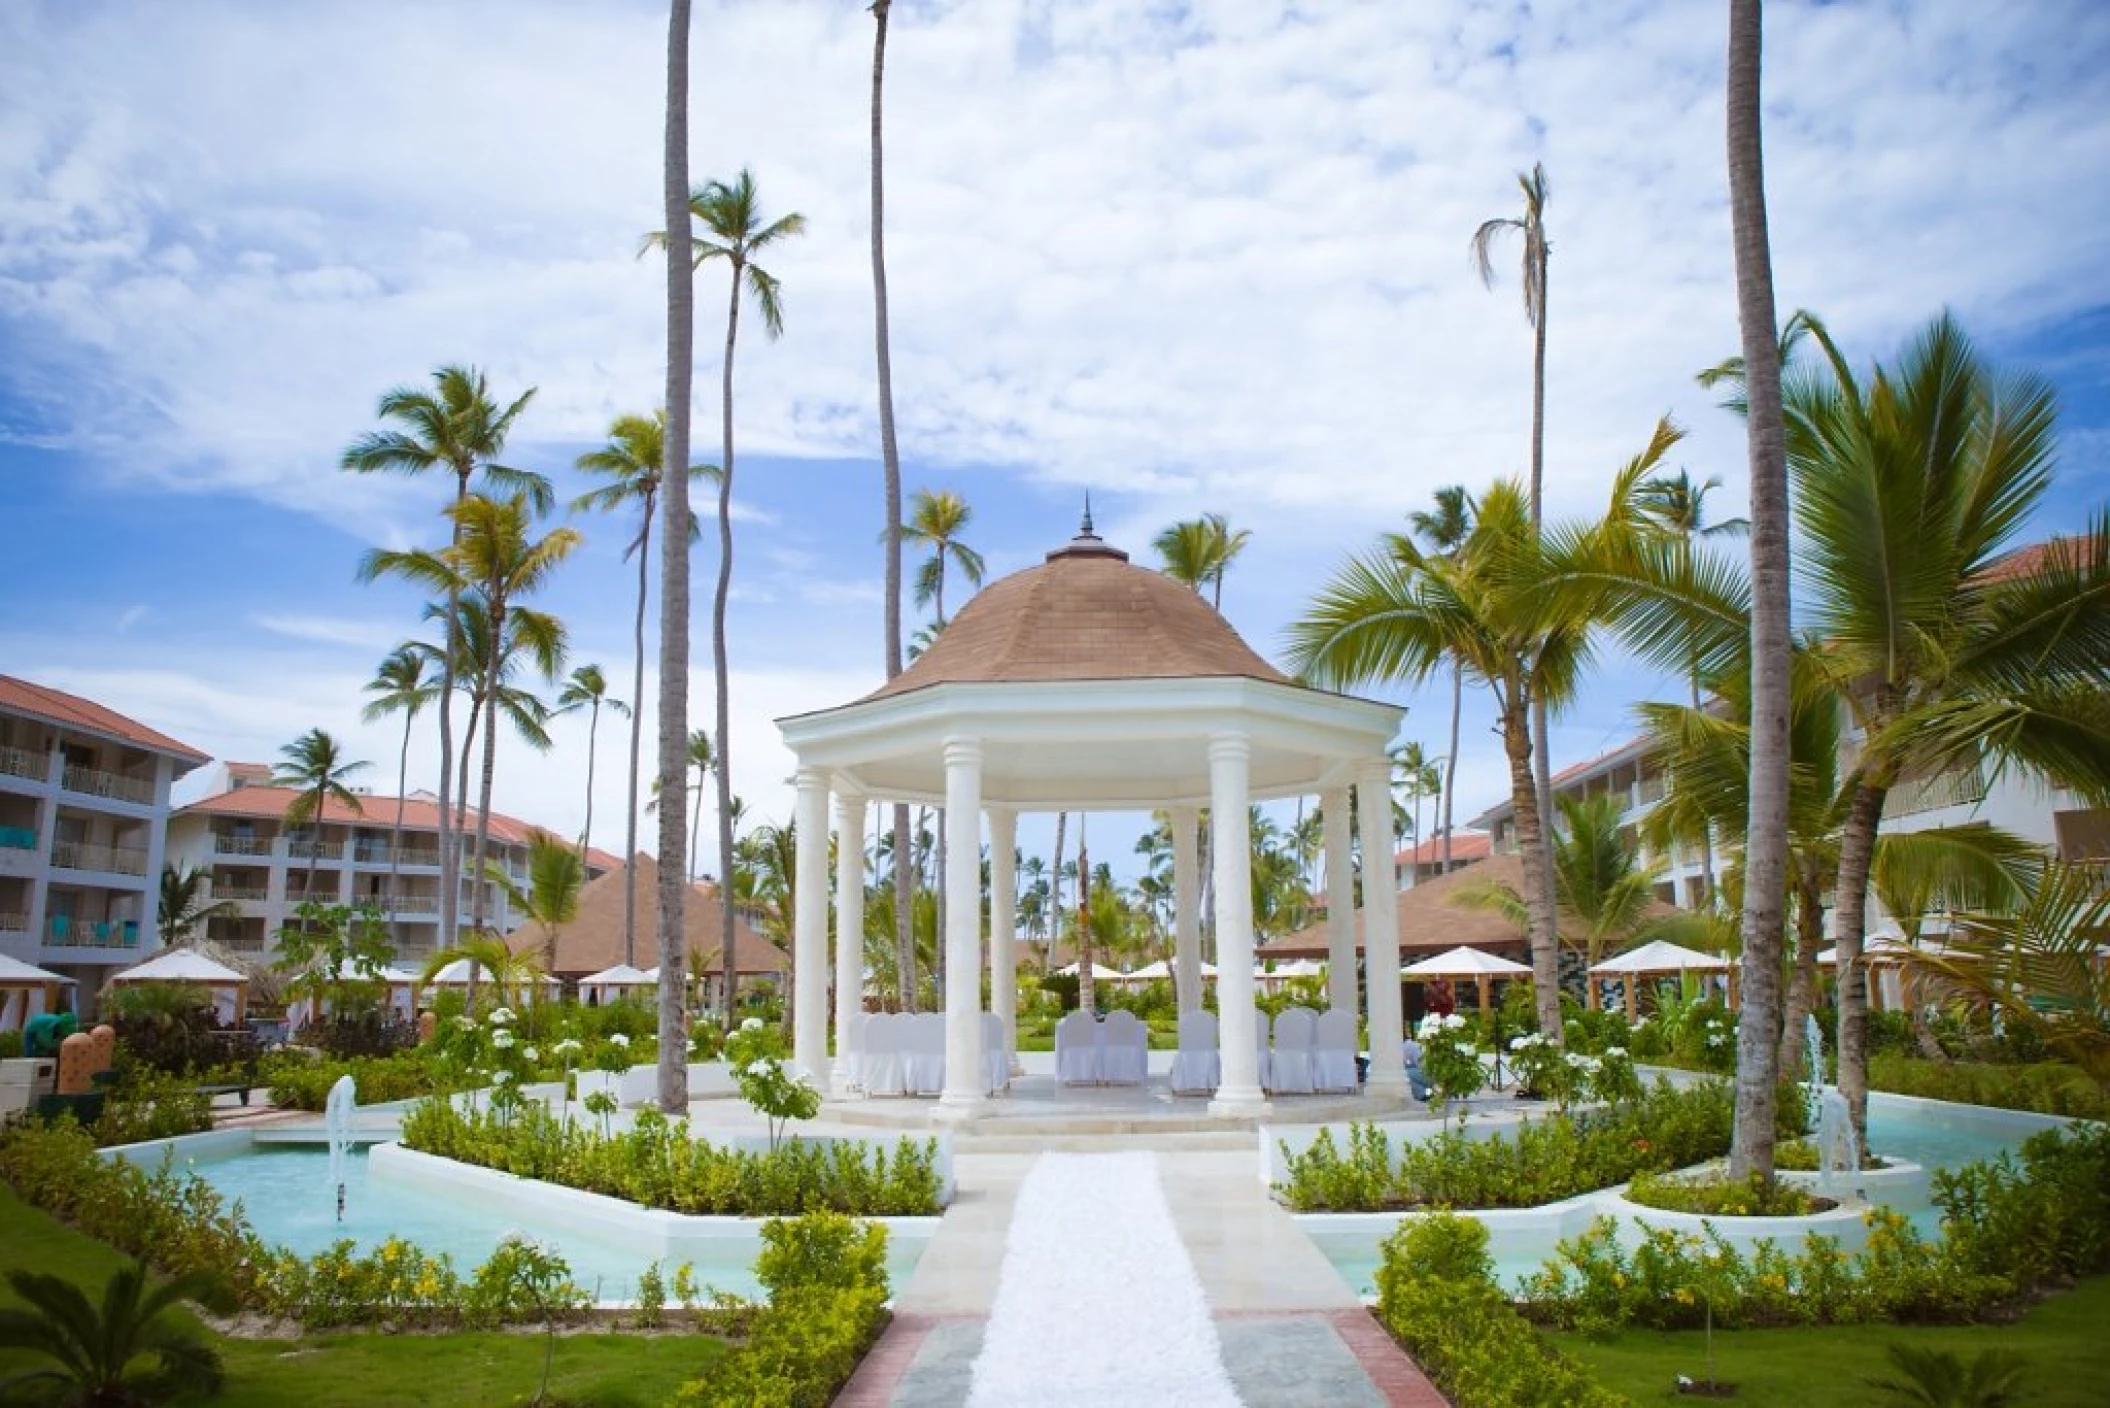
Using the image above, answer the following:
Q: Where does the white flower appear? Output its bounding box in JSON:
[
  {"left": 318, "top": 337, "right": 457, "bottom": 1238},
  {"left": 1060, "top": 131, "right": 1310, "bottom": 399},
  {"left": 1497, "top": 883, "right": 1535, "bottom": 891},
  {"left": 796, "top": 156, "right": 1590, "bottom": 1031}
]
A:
[
  {"left": 1605, "top": 1046, "right": 1627, "bottom": 1059},
  {"left": 609, "top": 1033, "right": 631, "bottom": 1048},
  {"left": 492, "top": 1030, "right": 516, "bottom": 1049},
  {"left": 1443, "top": 1013, "right": 1467, "bottom": 1030},
  {"left": 1416, "top": 1015, "right": 1443, "bottom": 1039},
  {"left": 491, "top": 1069, "right": 514, "bottom": 1086},
  {"left": 741, "top": 1016, "right": 764, "bottom": 1032},
  {"left": 554, "top": 1038, "right": 583, "bottom": 1056},
  {"left": 455, "top": 1016, "right": 477, "bottom": 1032},
  {"left": 524, "top": 1046, "right": 540, "bottom": 1063},
  {"left": 489, "top": 1006, "right": 516, "bottom": 1026}
]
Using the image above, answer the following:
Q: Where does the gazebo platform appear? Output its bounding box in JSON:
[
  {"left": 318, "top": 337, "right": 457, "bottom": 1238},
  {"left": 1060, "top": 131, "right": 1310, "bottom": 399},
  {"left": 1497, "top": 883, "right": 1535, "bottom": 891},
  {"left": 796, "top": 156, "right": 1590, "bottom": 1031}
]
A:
[{"left": 822, "top": 1069, "right": 1415, "bottom": 1139}]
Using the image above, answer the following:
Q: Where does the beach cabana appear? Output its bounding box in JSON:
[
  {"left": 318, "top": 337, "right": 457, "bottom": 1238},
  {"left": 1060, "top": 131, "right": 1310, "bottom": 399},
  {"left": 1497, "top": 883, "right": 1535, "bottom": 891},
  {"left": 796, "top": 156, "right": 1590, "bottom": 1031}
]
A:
[
  {"left": 0, "top": 954, "right": 74, "bottom": 1032},
  {"left": 1589, "top": 939, "right": 1734, "bottom": 1018},
  {"left": 1112, "top": 960, "right": 1169, "bottom": 983},
  {"left": 1402, "top": 945, "right": 1530, "bottom": 1013},
  {"left": 1815, "top": 934, "right": 1947, "bottom": 1013},
  {"left": 1054, "top": 961, "right": 1125, "bottom": 981},
  {"left": 420, "top": 958, "right": 558, "bottom": 1005},
  {"left": 108, "top": 949, "right": 249, "bottom": 1025},
  {"left": 286, "top": 961, "right": 418, "bottom": 1031},
  {"left": 579, "top": 963, "right": 658, "bottom": 1006}
]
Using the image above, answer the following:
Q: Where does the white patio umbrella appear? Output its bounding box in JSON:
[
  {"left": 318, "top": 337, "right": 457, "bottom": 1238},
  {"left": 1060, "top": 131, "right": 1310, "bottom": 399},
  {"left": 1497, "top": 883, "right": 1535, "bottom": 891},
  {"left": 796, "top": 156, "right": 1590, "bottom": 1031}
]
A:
[
  {"left": 1589, "top": 939, "right": 1733, "bottom": 1017},
  {"left": 579, "top": 963, "right": 659, "bottom": 1006},
  {"left": 109, "top": 948, "right": 250, "bottom": 1025},
  {"left": 1053, "top": 961, "right": 1124, "bottom": 980},
  {"left": 1401, "top": 945, "right": 1529, "bottom": 1011},
  {"left": 0, "top": 953, "right": 74, "bottom": 1032},
  {"left": 1119, "top": 960, "right": 1172, "bottom": 981}
]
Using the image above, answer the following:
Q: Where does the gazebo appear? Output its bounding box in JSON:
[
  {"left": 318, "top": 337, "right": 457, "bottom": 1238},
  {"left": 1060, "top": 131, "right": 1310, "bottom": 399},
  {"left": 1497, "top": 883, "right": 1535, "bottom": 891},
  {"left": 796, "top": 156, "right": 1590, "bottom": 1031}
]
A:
[
  {"left": 1589, "top": 939, "right": 1735, "bottom": 1018},
  {"left": 777, "top": 516, "right": 1409, "bottom": 1118},
  {"left": 108, "top": 949, "right": 249, "bottom": 1025},
  {"left": 578, "top": 963, "right": 658, "bottom": 1006},
  {"left": 1402, "top": 945, "right": 1531, "bottom": 1014},
  {"left": 0, "top": 954, "right": 74, "bottom": 1032}
]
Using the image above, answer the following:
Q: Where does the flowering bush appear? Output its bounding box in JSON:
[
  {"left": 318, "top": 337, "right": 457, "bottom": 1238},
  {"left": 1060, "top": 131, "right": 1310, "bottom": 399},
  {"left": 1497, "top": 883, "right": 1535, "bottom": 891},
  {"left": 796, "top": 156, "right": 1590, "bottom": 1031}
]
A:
[
  {"left": 1415, "top": 1012, "right": 1486, "bottom": 1126},
  {"left": 725, "top": 1017, "right": 821, "bottom": 1149},
  {"left": 1623, "top": 1169, "right": 1827, "bottom": 1217}
]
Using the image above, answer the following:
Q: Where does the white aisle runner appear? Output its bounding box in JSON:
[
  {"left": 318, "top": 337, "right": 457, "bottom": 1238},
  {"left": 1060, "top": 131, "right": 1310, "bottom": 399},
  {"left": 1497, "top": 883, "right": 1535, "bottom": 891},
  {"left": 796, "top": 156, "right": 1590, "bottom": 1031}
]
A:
[{"left": 966, "top": 1151, "right": 1244, "bottom": 1408}]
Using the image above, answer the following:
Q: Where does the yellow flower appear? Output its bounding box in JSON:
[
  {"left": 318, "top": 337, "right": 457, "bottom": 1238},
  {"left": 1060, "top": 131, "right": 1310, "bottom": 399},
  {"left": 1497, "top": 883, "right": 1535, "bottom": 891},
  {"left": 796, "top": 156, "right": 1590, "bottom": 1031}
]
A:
[
  {"left": 1613, "top": 1273, "right": 1627, "bottom": 1288},
  {"left": 1674, "top": 1288, "right": 1694, "bottom": 1305}
]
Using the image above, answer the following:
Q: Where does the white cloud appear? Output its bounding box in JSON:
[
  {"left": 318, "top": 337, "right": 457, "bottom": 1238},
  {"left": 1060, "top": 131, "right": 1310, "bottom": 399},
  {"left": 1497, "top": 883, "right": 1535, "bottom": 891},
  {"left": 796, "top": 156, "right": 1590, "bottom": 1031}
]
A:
[{"left": 249, "top": 613, "right": 406, "bottom": 651}]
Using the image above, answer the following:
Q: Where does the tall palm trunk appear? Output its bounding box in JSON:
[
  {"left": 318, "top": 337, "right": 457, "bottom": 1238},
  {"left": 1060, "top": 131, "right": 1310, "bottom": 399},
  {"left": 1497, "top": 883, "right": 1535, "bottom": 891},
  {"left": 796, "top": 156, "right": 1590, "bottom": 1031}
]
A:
[
  {"left": 1726, "top": 0, "right": 1791, "bottom": 1180},
  {"left": 624, "top": 494, "right": 654, "bottom": 968},
  {"left": 656, "top": 0, "right": 695, "bottom": 1112},
  {"left": 1076, "top": 826, "right": 1094, "bottom": 1014},
  {"left": 1501, "top": 697, "right": 1561, "bottom": 1035},
  {"left": 1833, "top": 780, "right": 1886, "bottom": 1147},
  {"left": 1527, "top": 235, "right": 1560, "bottom": 998},
  {"left": 470, "top": 607, "right": 505, "bottom": 932},
  {"left": 713, "top": 250, "right": 743, "bottom": 1032},
  {"left": 690, "top": 767, "right": 706, "bottom": 880},
  {"left": 1441, "top": 660, "right": 1462, "bottom": 871},
  {"left": 390, "top": 713, "right": 412, "bottom": 925},
  {"left": 871, "top": 0, "right": 916, "bottom": 1014},
  {"left": 1691, "top": 655, "right": 1717, "bottom": 906},
  {"left": 1050, "top": 810, "right": 1067, "bottom": 964},
  {"left": 580, "top": 697, "right": 601, "bottom": 857},
  {"left": 436, "top": 487, "right": 464, "bottom": 986}
]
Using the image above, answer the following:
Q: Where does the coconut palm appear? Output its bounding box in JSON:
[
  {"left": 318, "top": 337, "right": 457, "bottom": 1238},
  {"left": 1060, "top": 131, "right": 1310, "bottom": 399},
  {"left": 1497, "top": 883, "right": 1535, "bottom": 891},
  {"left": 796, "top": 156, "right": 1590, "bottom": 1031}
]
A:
[
  {"left": 1391, "top": 742, "right": 1442, "bottom": 881},
  {"left": 1452, "top": 792, "right": 1667, "bottom": 969},
  {"left": 1864, "top": 1343, "right": 2030, "bottom": 1408},
  {"left": 656, "top": 0, "right": 698, "bottom": 1111},
  {"left": 1154, "top": 513, "right": 1253, "bottom": 612},
  {"left": 572, "top": 409, "right": 714, "bottom": 966},
  {"left": 271, "top": 729, "right": 368, "bottom": 905},
  {"left": 683, "top": 728, "right": 714, "bottom": 881},
  {"left": 156, "top": 864, "right": 238, "bottom": 947},
  {"left": 421, "top": 932, "right": 547, "bottom": 1011},
  {"left": 904, "top": 488, "right": 986, "bottom": 628},
  {"left": 341, "top": 365, "right": 542, "bottom": 947},
  {"left": 0, "top": 1261, "right": 224, "bottom": 1407},
  {"left": 486, "top": 829, "right": 583, "bottom": 978},
  {"left": 362, "top": 496, "right": 579, "bottom": 934},
  {"left": 554, "top": 664, "right": 628, "bottom": 859},
  {"left": 361, "top": 644, "right": 438, "bottom": 900},
  {"left": 426, "top": 596, "right": 564, "bottom": 852},
  {"left": 647, "top": 168, "right": 806, "bottom": 1032},
  {"left": 1408, "top": 485, "right": 1474, "bottom": 871}
]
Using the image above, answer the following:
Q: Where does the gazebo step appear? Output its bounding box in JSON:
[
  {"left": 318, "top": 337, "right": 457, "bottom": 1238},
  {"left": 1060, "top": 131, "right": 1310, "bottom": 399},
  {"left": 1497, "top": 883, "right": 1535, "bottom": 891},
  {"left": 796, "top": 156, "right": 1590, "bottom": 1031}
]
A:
[{"left": 958, "top": 1130, "right": 1259, "bottom": 1153}]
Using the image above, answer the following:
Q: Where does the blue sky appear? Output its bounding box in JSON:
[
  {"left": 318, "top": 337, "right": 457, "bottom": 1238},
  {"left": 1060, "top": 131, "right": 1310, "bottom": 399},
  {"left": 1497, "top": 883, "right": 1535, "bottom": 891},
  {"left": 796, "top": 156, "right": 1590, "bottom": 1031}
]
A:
[{"left": 2, "top": 0, "right": 2107, "bottom": 880}]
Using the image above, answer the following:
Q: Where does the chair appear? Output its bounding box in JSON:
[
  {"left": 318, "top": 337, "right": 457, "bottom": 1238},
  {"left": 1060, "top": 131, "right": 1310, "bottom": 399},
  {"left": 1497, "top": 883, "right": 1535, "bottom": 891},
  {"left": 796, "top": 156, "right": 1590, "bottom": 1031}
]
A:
[
  {"left": 1270, "top": 1006, "right": 1317, "bottom": 1095},
  {"left": 905, "top": 1014, "right": 946, "bottom": 1096},
  {"left": 861, "top": 1013, "right": 906, "bottom": 1098},
  {"left": 981, "top": 1012, "right": 1010, "bottom": 1095},
  {"left": 840, "top": 1011, "right": 869, "bottom": 1089},
  {"left": 1312, "top": 1008, "right": 1360, "bottom": 1093},
  {"left": 1253, "top": 1007, "right": 1274, "bottom": 1092},
  {"left": 1055, "top": 1010, "right": 1100, "bottom": 1085},
  {"left": 1099, "top": 1010, "right": 1148, "bottom": 1085},
  {"left": 1168, "top": 1009, "right": 1220, "bottom": 1094}
]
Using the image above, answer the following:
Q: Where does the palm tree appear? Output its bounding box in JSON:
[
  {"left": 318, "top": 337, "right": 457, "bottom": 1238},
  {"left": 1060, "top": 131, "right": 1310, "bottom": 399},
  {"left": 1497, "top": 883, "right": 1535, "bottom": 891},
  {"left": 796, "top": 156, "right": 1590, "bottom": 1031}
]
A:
[
  {"left": 554, "top": 664, "right": 629, "bottom": 859},
  {"left": 487, "top": 830, "right": 584, "bottom": 978},
  {"left": 869, "top": 0, "right": 916, "bottom": 1016},
  {"left": 656, "top": 0, "right": 697, "bottom": 1112},
  {"left": 1864, "top": 1343, "right": 2030, "bottom": 1408},
  {"left": 360, "top": 644, "right": 438, "bottom": 904},
  {"left": 428, "top": 596, "right": 564, "bottom": 849},
  {"left": 1723, "top": 0, "right": 1795, "bottom": 1183},
  {"left": 271, "top": 729, "right": 368, "bottom": 905},
  {"left": 363, "top": 496, "right": 579, "bottom": 933},
  {"left": 156, "top": 864, "right": 238, "bottom": 947},
  {"left": 649, "top": 168, "right": 806, "bottom": 1032},
  {"left": 683, "top": 728, "right": 714, "bottom": 881},
  {"left": 341, "top": 365, "right": 542, "bottom": 948},
  {"left": 0, "top": 1261, "right": 224, "bottom": 1407},
  {"left": 572, "top": 409, "right": 714, "bottom": 966},
  {"left": 1153, "top": 512, "right": 1253, "bottom": 611},
  {"left": 1453, "top": 793, "right": 1665, "bottom": 970},
  {"left": 1473, "top": 162, "right": 1559, "bottom": 973},
  {"left": 1408, "top": 485, "right": 1474, "bottom": 871},
  {"left": 421, "top": 932, "right": 547, "bottom": 1011},
  {"left": 1391, "top": 742, "right": 1442, "bottom": 883},
  {"left": 904, "top": 488, "right": 986, "bottom": 627}
]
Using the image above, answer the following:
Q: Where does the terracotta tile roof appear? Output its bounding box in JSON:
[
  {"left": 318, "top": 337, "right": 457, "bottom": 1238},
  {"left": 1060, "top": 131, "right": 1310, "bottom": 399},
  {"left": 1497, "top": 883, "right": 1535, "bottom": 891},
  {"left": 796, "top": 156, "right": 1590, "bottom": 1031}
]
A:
[
  {"left": 1393, "top": 831, "right": 1491, "bottom": 867},
  {"left": 863, "top": 535, "right": 1288, "bottom": 701},
  {"left": 0, "top": 675, "right": 209, "bottom": 765},
  {"left": 176, "top": 786, "right": 621, "bottom": 871},
  {"left": 505, "top": 853, "right": 787, "bottom": 978},
  {"left": 1974, "top": 534, "right": 2101, "bottom": 584},
  {"left": 225, "top": 762, "right": 273, "bottom": 785}
]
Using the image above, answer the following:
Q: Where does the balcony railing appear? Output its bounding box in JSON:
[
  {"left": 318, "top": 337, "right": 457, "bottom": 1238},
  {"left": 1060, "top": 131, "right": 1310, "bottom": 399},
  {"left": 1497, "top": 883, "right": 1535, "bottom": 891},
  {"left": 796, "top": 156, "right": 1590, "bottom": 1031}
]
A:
[
  {"left": 380, "top": 894, "right": 441, "bottom": 914},
  {"left": 45, "top": 917, "right": 141, "bottom": 948},
  {"left": 286, "top": 837, "right": 334, "bottom": 860},
  {"left": 0, "top": 912, "right": 28, "bottom": 934},
  {"left": 212, "top": 834, "right": 273, "bottom": 857},
  {"left": 1889, "top": 764, "right": 1989, "bottom": 819},
  {"left": 394, "top": 847, "right": 441, "bottom": 868},
  {"left": 60, "top": 765, "right": 154, "bottom": 806},
  {"left": 210, "top": 884, "right": 271, "bottom": 902},
  {"left": 0, "top": 826, "right": 36, "bottom": 851},
  {"left": 0, "top": 746, "right": 45, "bottom": 783},
  {"left": 51, "top": 841, "right": 148, "bottom": 876}
]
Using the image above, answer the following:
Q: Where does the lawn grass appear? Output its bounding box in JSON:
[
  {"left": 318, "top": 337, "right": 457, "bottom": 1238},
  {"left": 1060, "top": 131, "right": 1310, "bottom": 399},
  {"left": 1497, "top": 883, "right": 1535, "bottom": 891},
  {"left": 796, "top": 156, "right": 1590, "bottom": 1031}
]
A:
[
  {"left": 1550, "top": 1275, "right": 2110, "bottom": 1407},
  {"left": 0, "top": 1182, "right": 722, "bottom": 1406}
]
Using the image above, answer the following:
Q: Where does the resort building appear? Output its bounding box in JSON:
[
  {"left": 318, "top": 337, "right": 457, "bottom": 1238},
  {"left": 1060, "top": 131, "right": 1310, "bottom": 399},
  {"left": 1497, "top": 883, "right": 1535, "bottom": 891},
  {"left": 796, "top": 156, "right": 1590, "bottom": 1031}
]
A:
[
  {"left": 165, "top": 766, "right": 620, "bottom": 965},
  {"left": 1393, "top": 828, "right": 1491, "bottom": 888},
  {"left": 0, "top": 674, "right": 210, "bottom": 994}
]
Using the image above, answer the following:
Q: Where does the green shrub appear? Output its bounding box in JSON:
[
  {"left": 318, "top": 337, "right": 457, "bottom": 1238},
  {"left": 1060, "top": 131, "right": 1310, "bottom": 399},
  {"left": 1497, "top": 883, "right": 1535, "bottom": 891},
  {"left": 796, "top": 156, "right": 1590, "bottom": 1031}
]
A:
[
  {"left": 91, "top": 1067, "right": 213, "bottom": 1147},
  {"left": 1934, "top": 1122, "right": 2110, "bottom": 1292},
  {"left": 264, "top": 1049, "right": 454, "bottom": 1111},
  {"left": 1622, "top": 1170, "right": 1826, "bottom": 1217},
  {"left": 1375, "top": 1213, "right": 1627, "bottom": 1407},
  {"left": 0, "top": 1029, "right": 23, "bottom": 1060},
  {"left": 755, "top": 1210, "right": 889, "bottom": 1298},
  {"left": 1869, "top": 1054, "right": 2109, "bottom": 1120}
]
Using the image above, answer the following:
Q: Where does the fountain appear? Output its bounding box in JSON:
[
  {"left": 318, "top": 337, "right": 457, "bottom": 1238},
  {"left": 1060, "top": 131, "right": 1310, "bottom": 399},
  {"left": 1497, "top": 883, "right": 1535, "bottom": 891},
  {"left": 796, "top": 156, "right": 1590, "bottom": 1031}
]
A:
[
  {"left": 1804, "top": 1016, "right": 1861, "bottom": 1200},
  {"left": 325, "top": 1074, "right": 356, "bottom": 1221}
]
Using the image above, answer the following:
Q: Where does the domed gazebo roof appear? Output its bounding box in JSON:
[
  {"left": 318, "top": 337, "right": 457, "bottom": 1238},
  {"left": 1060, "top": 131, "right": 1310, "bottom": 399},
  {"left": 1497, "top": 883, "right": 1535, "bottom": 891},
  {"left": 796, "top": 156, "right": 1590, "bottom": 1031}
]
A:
[{"left": 865, "top": 516, "right": 1287, "bottom": 700}]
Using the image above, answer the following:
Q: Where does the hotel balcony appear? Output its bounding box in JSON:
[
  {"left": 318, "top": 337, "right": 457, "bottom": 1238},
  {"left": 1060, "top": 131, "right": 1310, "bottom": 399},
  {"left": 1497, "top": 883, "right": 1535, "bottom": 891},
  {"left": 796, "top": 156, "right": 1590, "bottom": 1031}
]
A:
[
  {"left": 44, "top": 916, "right": 142, "bottom": 949},
  {"left": 51, "top": 840, "right": 149, "bottom": 877},
  {"left": 0, "top": 746, "right": 44, "bottom": 785},
  {"left": 211, "top": 833, "right": 275, "bottom": 858},
  {"left": 61, "top": 763, "right": 156, "bottom": 806}
]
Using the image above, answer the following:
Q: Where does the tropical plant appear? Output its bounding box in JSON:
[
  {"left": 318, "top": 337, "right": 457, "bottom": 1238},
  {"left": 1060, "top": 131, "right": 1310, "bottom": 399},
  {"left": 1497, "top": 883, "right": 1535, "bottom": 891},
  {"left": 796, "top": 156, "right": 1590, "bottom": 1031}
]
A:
[
  {"left": 341, "top": 365, "right": 543, "bottom": 948},
  {"left": 271, "top": 728, "right": 369, "bottom": 903},
  {"left": 273, "top": 901, "right": 395, "bottom": 1019},
  {"left": 487, "top": 830, "right": 585, "bottom": 977},
  {"left": 1392, "top": 742, "right": 1442, "bottom": 874},
  {"left": 555, "top": 664, "right": 628, "bottom": 860},
  {"left": 1153, "top": 512, "right": 1252, "bottom": 610},
  {"left": 0, "top": 1261, "right": 225, "bottom": 1407},
  {"left": 1453, "top": 792, "right": 1665, "bottom": 968},
  {"left": 421, "top": 933, "right": 546, "bottom": 1012},
  {"left": 572, "top": 408, "right": 714, "bottom": 966},
  {"left": 682, "top": 729, "right": 715, "bottom": 881},
  {"left": 648, "top": 168, "right": 806, "bottom": 1036},
  {"left": 1406, "top": 484, "right": 1474, "bottom": 871},
  {"left": 903, "top": 487, "right": 985, "bottom": 628},
  {"left": 155, "top": 865, "right": 238, "bottom": 947},
  {"left": 360, "top": 643, "right": 438, "bottom": 897},
  {"left": 1864, "top": 1344, "right": 2030, "bottom": 1408}
]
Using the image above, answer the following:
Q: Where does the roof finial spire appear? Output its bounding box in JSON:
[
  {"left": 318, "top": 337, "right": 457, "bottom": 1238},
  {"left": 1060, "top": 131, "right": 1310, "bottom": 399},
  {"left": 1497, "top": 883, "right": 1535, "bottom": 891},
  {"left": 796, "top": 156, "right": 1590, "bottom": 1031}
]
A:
[
  {"left": 1081, "top": 491, "right": 1095, "bottom": 537},
  {"left": 1046, "top": 489, "right": 1127, "bottom": 562}
]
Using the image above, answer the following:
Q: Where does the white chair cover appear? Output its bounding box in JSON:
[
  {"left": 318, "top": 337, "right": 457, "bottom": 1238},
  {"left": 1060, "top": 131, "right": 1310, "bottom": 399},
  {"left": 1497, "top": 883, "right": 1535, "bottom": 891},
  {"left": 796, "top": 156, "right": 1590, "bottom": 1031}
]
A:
[
  {"left": 1254, "top": 1007, "right": 1274, "bottom": 1092},
  {"left": 1055, "top": 1010, "right": 1100, "bottom": 1085},
  {"left": 905, "top": 1013, "right": 946, "bottom": 1096},
  {"left": 1168, "top": 1008, "right": 1220, "bottom": 1094},
  {"left": 981, "top": 1012, "right": 1009, "bottom": 1094},
  {"left": 1312, "top": 1008, "right": 1360, "bottom": 1093},
  {"left": 838, "top": 1011, "right": 868, "bottom": 1089},
  {"left": 862, "top": 1012, "right": 907, "bottom": 1097},
  {"left": 1271, "top": 1006, "right": 1317, "bottom": 1095},
  {"left": 1099, "top": 1010, "right": 1149, "bottom": 1085}
]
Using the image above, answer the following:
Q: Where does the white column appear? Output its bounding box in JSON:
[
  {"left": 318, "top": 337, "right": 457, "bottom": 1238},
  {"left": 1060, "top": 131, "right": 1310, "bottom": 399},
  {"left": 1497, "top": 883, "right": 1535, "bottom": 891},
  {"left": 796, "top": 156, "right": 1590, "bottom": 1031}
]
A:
[
  {"left": 1171, "top": 805, "right": 1201, "bottom": 1013},
  {"left": 937, "top": 739, "right": 986, "bottom": 1115},
  {"left": 791, "top": 769, "right": 831, "bottom": 1082},
  {"left": 832, "top": 787, "right": 866, "bottom": 1094},
  {"left": 1322, "top": 786, "right": 1356, "bottom": 1014},
  {"left": 1207, "top": 735, "right": 1264, "bottom": 1114},
  {"left": 1357, "top": 759, "right": 1407, "bottom": 1093},
  {"left": 987, "top": 805, "right": 1020, "bottom": 1078}
]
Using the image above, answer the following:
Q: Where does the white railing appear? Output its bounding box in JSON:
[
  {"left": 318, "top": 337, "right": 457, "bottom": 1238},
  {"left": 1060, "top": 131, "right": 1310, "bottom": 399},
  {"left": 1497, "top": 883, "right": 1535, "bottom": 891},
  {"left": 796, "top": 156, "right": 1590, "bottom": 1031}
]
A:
[
  {"left": 286, "top": 837, "right": 334, "bottom": 860},
  {"left": 44, "top": 917, "right": 141, "bottom": 948},
  {"left": 60, "top": 765, "right": 154, "bottom": 805},
  {"left": 1888, "top": 764, "right": 1989, "bottom": 819},
  {"left": 211, "top": 884, "right": 270, "bottom": 902},
  {"left": 380, "top": 894, "right": 441, "bottom": 914},
  {"left": 51, "top": 841, "right": 149, "bottom": 876},
  {"left": 0, "top": 746, "right": 46, "bottom": 782},
  {"left": 0, "top": 912, "right": 27, "bottom": 934},
  {"left": 213, "top": 834, "right": 273, "bottom": 856}
]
